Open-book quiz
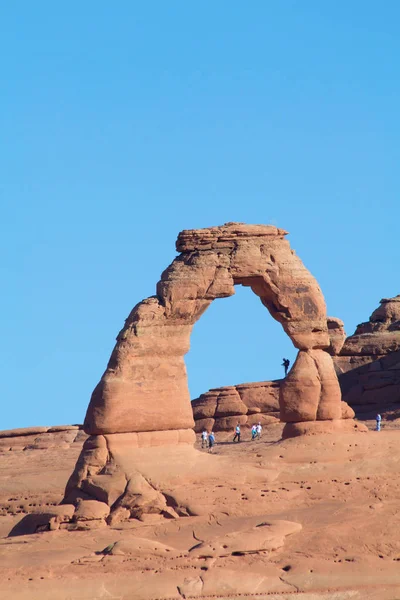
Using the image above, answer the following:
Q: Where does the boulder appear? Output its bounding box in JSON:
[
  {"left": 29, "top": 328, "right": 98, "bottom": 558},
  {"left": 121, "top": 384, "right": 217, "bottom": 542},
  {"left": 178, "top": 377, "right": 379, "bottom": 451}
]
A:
[{"left": 74, "top": 500, "right": 110, "bottom": 521}]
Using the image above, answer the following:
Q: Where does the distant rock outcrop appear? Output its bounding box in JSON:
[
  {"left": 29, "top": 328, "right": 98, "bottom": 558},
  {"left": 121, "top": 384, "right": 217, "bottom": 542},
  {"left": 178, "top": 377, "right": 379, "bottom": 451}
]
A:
[
  {"left": 340, "top": 295, "right": 400, "bottom": 357},
  {"left": 192, "top": 381, "right": 281, "bottom": 433},
  {"left": 334, "top": 296, "right": 400, "bottom": 417},
  {"left": 192, "top": 380, "right": 355, "bottom": 432}
]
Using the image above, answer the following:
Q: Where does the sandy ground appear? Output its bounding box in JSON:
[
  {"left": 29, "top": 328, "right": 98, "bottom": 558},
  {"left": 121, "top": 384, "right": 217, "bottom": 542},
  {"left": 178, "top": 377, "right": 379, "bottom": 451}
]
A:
[{"left": 1, "top": 421, "right": 400, "bottom": 599}]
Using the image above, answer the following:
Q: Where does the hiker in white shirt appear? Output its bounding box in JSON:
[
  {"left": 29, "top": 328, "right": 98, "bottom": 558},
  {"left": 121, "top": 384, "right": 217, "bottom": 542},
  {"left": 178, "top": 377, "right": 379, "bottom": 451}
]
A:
[{"left": 201, "top": 429, "right": 208, "bottom": 448}]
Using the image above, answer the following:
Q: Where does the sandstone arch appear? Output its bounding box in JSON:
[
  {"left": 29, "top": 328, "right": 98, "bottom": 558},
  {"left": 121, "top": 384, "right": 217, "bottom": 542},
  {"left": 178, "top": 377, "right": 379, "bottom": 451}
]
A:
[
  {"left": 84, "top": 223, "right": 342, "bottom": 438},
  {"left": 63, "top": 223, "right": 360, "bottom": 522}
]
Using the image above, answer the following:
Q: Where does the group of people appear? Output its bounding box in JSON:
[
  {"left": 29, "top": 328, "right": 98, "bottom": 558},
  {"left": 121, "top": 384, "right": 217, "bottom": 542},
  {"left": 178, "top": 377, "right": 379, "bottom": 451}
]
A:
[
  {"left": 201, "top": 421, "right": 263, "bottom": 451},
  {"left": 233, "top": 422, "right": 263, "bottom": 442},
  {"left": 201, "top": 429, "right": 215, "bottom": 452},
  {"left": 202, "top": 415, "right": 384, "bottom": 450},
  {"left": 199, "top": 358, "right": 289, "bottom": 452}
]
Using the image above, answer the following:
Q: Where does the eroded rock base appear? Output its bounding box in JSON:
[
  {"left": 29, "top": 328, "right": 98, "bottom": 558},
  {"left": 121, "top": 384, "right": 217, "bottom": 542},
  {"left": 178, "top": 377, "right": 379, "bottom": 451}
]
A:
[
  {"left": 282, "top": 418, "right": 368, "bottom": 439},
  {"left": 61, "top": 429, "right": 276, "bottom": 529}
]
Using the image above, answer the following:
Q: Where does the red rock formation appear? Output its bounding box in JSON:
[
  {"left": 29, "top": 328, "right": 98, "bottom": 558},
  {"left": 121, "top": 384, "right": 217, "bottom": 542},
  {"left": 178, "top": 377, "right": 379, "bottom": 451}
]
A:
[
  {"left": 334, "top": 296, "right": 400, "bottom": 417},
  {"left": 192, "top": 381, "right": 281, "bottom": 432},
  {"left": 84, "top": 223, "right": 342, "bottom": 437},
  {"left": 340, "top": 296, "right": 400, "bottom": 357},
  {"left": 326, "top": 317, "right": 346, "bottom": 356},
  {"left": 192, "top": 378, "right": 355, "bottom": 433},
  {"left": 64, "top": 223, "right": 352, "bottom": 521}
]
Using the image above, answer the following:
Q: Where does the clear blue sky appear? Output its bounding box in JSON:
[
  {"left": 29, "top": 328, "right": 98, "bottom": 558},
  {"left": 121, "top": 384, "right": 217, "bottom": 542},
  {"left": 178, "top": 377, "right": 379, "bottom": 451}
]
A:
[{"left": 1, "top": 2, "right": 399, "bottom": 430}]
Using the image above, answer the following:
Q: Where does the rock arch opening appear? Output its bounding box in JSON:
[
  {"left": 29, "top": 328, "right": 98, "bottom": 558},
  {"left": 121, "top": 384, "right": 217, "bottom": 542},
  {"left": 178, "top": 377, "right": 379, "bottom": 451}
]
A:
[{"left": 186, "top": 283, "right": 295, "bottom": 400}]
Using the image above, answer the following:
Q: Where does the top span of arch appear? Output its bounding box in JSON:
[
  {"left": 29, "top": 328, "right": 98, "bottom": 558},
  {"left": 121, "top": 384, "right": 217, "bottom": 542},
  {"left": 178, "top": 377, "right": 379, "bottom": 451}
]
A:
[
  {"left": 176, "top": 223, "right": 288, "bottom": 252},
  {"left": 158, "top": 222, "right": 330, "bottom": 351}
]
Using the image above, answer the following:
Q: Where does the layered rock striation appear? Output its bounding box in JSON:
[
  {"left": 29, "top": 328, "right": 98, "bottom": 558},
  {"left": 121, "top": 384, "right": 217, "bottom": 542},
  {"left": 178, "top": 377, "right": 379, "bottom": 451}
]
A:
[
  {"left": 192, "top": 381, "right": 281, "bottom": 433},
  {"left": 192, "top": 379, "right": 355, "bottom": 433},
  {"left": 334, "top": 296, "right": 400, "bottom": 416}
]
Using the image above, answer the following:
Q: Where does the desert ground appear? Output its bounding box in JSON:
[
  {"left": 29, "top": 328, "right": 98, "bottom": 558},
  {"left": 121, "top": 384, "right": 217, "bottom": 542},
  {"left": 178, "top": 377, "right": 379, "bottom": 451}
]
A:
[{"left": 1, "top": 420, "right": 400, "bottom": 600}]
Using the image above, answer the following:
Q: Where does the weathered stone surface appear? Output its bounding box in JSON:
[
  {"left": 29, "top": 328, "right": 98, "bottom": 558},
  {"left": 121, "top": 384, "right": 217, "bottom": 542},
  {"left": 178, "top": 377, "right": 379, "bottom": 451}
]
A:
[
  {"left": 73, "top": 500, "right": 110, "bottom": 521},
  {"left": 109, "top": 538, "right": 180, "bottom": 557},
  {"left": 237, "top": 380, "right": 281, "bottom": 412},
  {"left": 246, "top": 413, "right": 279, "bottom": 427},
  {"left": 192, "top": 417, "right": 215, "bottom": 433},
  {"left": 80, "top": 468, "right": 127, "bottom": 506},
  {"left": 341, "top": 296, "right": 400, "bottom": 357},
  {"left": 213, "top": 415, "right": 248, "bottom": 432},
  {"left": 111, "top": 472, "right": 167, "bottom": 519},
  {"left": 327, "top": 317, "right": 346, "bottom": 356},
  {"left": 334, "top": 296, "right": 400, "bottom": 416},
  {"left": 0, "top": 425, "right": 83, "bottom": 439},
  {"left": 341, "top": 401, "right": 355, "bottom": 419},
  {"left": 9, "top": 505, "right": 75, "bottom": 536},
  {"left": 282, "top": 419, "right": 368, "bottom": 439},
  {"left": 280, "top": 350, "right": 341, "bottom": 422},
  {"left": 192, "top": 381, "right": 280, "bottom": 432},
  {"left": 0, "top": 426, "right": 49, "bottom": 438},
  {"left": 214, "top": 388, "right": 248, "bottom": 417},
  {"left": 189, "top": 519, "right": 302, "bottom": 558},
  {"left": 191, "top": 395, "right": 218, "bottom": 420}
]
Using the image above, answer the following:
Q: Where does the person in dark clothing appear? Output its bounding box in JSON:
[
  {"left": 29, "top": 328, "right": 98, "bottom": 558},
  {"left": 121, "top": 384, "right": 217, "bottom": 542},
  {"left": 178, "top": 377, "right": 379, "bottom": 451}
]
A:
[{"left": 282, "top": 358, "right": 290, "bottom": 377}]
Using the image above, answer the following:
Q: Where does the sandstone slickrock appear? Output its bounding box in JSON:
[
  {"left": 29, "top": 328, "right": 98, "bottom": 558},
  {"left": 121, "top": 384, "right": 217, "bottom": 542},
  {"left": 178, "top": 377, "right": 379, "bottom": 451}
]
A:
[
  {"left": 63, "top": 223, "right": 352, "bottom": 521},
  {"left": 189, "top": 519, "right": 302, "bottom": 558},
  {"left": 334, "top": 296, "right": 400, "bottom": 417},
  {"left": 6, "top": 423, "right": 400, "bottom": 598}
]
